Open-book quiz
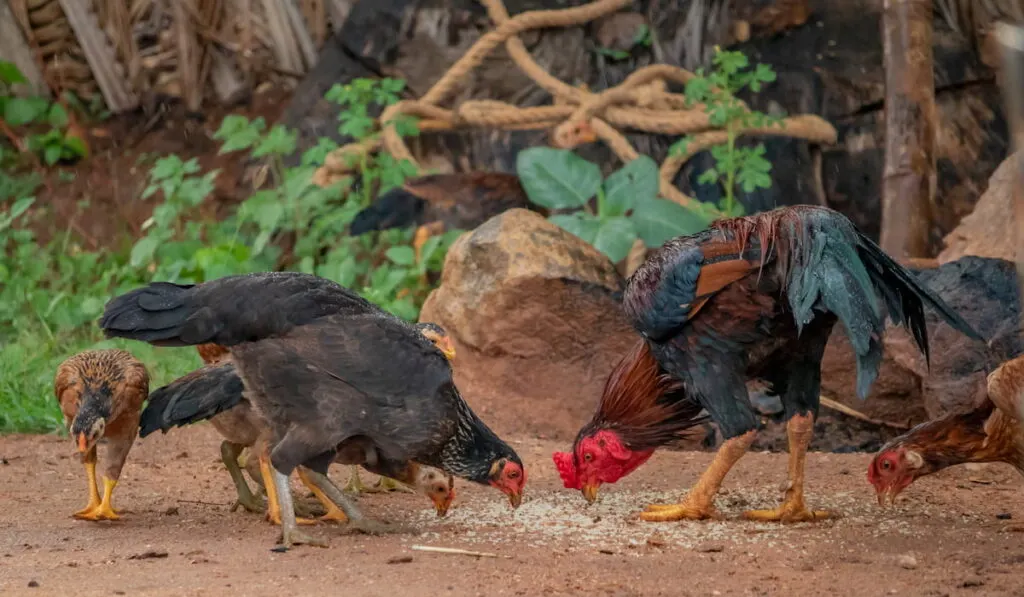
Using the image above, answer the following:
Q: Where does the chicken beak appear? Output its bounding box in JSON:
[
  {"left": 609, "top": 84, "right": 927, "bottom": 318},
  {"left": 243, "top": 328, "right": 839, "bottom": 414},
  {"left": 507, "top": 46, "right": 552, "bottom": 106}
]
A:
[
  {"left": 435, "top": 497, "right": 452, "bottom": 518},
  {"left": 439, "top": 338, "right": 456, "bottom": 361},
  {"left": 876, "top": 487, "right": 897, "bottom": 507},
  {"left": 582, "top": 483, "right": 599, "bottom": 504},
  {"left": 77, "top": 432, "right": 88, "bottom": 453},
  {"left": 508, "top": 491, "right": 523, "bottom": 509}
]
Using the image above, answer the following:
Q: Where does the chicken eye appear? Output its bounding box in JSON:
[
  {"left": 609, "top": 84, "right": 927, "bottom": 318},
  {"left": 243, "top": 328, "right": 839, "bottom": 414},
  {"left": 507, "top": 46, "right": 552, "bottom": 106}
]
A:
[
  {"left": 583, "top": 453, "right": 593, "bottom": 462},
  {"left": 507, "top": 469, "right": 520, "bottom": 479},
  {"left": 881, "top": 460, "right": 892, "bottom": 470}
]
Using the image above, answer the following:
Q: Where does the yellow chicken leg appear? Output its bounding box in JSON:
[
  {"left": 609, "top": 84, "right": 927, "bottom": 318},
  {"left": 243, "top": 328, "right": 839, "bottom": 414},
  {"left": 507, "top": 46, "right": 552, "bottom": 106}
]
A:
[
  {"left": 412, "top": 221, "right": 446, "bottom": 263},
  {"left": 297, "top": 468, "right": 348, "bottom": 524},
  {"left": 258, "top": 450, "right": 315, "bottom": 526},
  {"left": 743, "top": 413, "right": 832, "bottom": 523},
  {"left": 641, "top": 430, "right": 757, "bottom": 522},
  {"left": 72, "top": 449, "right": 102, "bottom": 519},
  {"left": 76, "top": 477, "right": 122, "bottom": 521}
]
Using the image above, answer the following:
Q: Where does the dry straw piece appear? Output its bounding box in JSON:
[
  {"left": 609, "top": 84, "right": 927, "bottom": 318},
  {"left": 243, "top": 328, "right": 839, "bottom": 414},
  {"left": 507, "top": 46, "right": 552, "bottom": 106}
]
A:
[{"left": 313, "top": 0, "right": 838, "bottom": 208}]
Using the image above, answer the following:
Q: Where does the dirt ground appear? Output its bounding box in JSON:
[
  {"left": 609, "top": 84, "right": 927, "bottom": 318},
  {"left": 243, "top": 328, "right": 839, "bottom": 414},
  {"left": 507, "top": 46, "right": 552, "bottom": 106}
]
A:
[{"left": 2, "top": 426, "right": 1023, "bottom": 597}]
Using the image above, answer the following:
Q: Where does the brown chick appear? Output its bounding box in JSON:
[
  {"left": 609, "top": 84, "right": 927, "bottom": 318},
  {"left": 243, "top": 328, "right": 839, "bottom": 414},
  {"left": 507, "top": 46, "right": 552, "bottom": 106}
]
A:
[
  {"left": 54, "top": 349, "right": 149, "bottom": 521},
  {"left": 868, "top": 354, "right": 1024, "bottom": 510}
]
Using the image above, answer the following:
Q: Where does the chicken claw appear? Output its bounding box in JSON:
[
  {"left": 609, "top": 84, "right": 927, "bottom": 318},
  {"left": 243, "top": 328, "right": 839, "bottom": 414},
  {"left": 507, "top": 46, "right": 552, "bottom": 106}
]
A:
[
  {"left": 276, "top": 528, "right": 329, "bottom": 550},
  {"left": 742, "top": 502, "right": 832, "bottom": 523},
  {"left": 342, "top": 518, "right": 411, "bottom": 536},
  {"left": 639, "top": 501, "right": 718, "bottom": 522},
  {"left": 74, "top": 477, "right": 122, "bottom": 521}
]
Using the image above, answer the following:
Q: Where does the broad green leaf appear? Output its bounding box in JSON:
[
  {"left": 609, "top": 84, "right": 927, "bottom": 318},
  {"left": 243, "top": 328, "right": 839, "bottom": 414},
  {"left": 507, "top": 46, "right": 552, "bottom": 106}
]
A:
[
  {"left": 129, "top": 235, "right": 160, "bottom": 267},
  {"left": 63, "top": 134, "right": 88, "bottom": 158},
  {"left": 602, "top": 155, "right": 659, "bottom": 217},
  {"left": 48, "top": 104, "right": 68, "bottom": 128},
  {"left": 548, "top": 213, "right": 600, "bottom": 244},
  {"left": 0, "top": 60, "right": 27, "bottom": 84},
  {"left": 516, "top": 147, "right": 602, "bottom": 210},
  {"left": 592, "top": 216, "right": 637, "bottom": 263},
  {"left": 43, "top": 144, "right": 61, "bottom": 165},
  {"left": 386, "top": 245, "right": 416, "bottom": 266},
  {"left": 0, "top": 196, "right": 34, "bottom": 231},
  {"left": 631, "top": 197, "right": 714, "bottom": 247},
  {"left": 4, "top": 97, "right": 46, "bottom": 126}
]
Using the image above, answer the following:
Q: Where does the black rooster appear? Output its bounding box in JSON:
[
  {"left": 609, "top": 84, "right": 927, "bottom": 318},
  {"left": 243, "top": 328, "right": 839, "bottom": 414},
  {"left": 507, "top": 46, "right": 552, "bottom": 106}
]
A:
[
  {"left": 100, "top": 272, "right": 525, "bottom": 548},
  {"left": 555, "top": 205, "right": 984, "bottom": 523}
]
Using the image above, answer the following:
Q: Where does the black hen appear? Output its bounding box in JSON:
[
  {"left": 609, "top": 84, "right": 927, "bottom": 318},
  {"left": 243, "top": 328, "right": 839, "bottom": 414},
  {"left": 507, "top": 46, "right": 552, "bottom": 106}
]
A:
[{"left": 100, "top": 272, "right": 524, "bottom": 548}]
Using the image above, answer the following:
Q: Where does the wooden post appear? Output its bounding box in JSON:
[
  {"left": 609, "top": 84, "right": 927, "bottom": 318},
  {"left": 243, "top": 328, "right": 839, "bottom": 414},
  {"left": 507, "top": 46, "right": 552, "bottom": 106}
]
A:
[
  {"left": 880, "top": 0, "right": 936, "bottom": 260},
  {"left": 0, "top": 0, "right": 49, "bottom": 96},
  {"left": 993, "top": 22, "right": 1024, "bottom": 421}
]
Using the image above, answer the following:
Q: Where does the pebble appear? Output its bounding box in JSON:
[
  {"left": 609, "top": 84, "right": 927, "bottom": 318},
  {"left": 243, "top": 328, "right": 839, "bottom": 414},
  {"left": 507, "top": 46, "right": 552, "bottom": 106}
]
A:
[
  {"left": 897, "top": 554, "right": 918, "bottom": 570},
  {"left": 27, "top": 580, "right": 39, "bottom": 588}
]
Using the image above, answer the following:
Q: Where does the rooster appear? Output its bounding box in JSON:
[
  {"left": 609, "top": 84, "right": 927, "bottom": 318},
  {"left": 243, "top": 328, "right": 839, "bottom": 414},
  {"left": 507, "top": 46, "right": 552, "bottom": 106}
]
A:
[
  {"left": 554, "top": 205, "right": 983, "bottom": 523},
  {"left": 54, "top": 350, "right": 149, "bottom": 521},
  {"left": 868, "top": 353, "right": 1024, "bottom": 508},
  {"left": 100, "top": 272, "right": 524, "bottom": 548},
  {"left": 349, "top": 172, "right": 542, "bottom": 259}
]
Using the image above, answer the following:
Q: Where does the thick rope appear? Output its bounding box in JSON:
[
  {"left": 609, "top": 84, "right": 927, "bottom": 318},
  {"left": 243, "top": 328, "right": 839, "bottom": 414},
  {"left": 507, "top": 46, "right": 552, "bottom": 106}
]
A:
[{"left": 315, "top": 0, "right": 838, "bottom": 209}]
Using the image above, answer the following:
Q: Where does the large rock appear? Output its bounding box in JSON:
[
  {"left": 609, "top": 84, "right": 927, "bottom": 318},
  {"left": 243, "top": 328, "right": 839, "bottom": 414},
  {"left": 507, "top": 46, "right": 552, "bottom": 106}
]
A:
[
  {"left": 419, "top": 209, "right": 641, "bottom": 441},
  {"left": 822, "top": 256, "right": 1023, "bottom": 423},
  {"left": 939, "top": 151, "right": 1021, "bottom": 264}
]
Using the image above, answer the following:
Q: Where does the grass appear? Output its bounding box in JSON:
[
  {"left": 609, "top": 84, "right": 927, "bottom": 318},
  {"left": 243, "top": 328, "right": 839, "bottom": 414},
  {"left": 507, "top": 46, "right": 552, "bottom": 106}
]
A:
[
  {"left": 0, "top": 216, "right": 206, "bottom": 434},
  {"left": 0, "top": 333, "right": 203, "bottom": 434}
]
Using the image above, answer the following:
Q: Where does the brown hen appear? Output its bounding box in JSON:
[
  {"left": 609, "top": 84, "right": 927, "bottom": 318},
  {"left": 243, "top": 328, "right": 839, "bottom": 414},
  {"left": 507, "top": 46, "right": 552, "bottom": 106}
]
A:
[
  {"left": 54, "top": 349, "right": 149, "bottom": 521},
  {"left": 868, "top": 354, "right": 1024, "bottom": 510}
]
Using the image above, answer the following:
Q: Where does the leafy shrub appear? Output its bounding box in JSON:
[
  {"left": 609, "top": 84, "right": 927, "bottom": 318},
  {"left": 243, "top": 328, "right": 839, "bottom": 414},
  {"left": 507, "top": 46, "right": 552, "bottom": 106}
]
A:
[
  {"left": 669, "top": 48, "right": 782, "bottom": 216},
  {"left": 0, "top": 77, "right": 459, "bottom": 432},
  {"left": 0, "top": 60, "right": 88, "bottom": 166},
  {"left": 516, "top": 149, "right": 717, "bottom": 262}
]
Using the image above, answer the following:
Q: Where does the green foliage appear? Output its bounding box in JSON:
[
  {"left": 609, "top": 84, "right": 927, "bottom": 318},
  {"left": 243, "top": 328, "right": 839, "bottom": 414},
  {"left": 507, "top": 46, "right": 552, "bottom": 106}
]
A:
[
  {"left": 0, "top": 76, "right": 457, "bottom": 434},
  {"left": 0, "top": 60, "right": 88, "bottom": 166},
  {"left": 517, "top": 148, "right": 715, "bottom": 262},
  {"left": 593, "top": 23, "right": 652, "bottom": 61},
  {"left": 669, "top": 48, "right": 782, "bottom": 216}
]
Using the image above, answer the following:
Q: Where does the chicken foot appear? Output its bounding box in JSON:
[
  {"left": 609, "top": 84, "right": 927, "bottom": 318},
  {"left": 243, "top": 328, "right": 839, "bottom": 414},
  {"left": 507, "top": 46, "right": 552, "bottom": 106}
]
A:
[
  {"left": 297, "top": 467, "right": 349, "bottom": 524},
  {"left": 300, "top": 469, "right": 411, "bottom": 535},
  {"left": 270, "top": 467, "right": 328, "bottom": 550},
  {"left": 223, "top": 441, "right": 266, "bottom": 514},
  {"left": 257, "top": 449, "right": 317, "bottom": 527},
  {"left": 74, "top": 444, "right": 124, "bottom": 522},
  {"left": 743, "top": 412, "right": 831, "bottom": 523},
  {"left": 343, "top": 465, "right": 414, "bottom": 494},
  {"left": 641, "top": 430, "right": 757, "bottom": 522},
  {"left": 72, "top": 446, "right": 102, "bottom": 519}
]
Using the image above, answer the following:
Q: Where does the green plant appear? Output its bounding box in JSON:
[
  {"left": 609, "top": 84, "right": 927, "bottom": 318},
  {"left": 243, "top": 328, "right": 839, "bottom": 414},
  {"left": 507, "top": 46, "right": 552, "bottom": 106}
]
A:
[
  {"left": 516, "top": 148, "right": 716, "bottom": 263},
  {"left": 594, "top": 23, "right": 652, "bottom": 61},
  {"left": 0, "top": 60, "right": 88, "bottom": 166},
  {"left": 670, "top": 48, "right": 781, "bottom": 216}
]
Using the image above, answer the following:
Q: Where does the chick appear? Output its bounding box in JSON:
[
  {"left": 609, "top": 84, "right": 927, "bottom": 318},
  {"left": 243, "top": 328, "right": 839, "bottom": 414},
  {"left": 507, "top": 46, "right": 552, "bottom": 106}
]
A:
[{"left": 54, "top": 350, "right": 149, "bottom": 521}]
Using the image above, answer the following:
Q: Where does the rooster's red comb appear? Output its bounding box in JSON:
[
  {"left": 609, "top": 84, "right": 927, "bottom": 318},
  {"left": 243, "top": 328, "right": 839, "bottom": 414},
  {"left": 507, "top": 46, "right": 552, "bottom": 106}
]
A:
[{"left": 552, "top": 451, "right": 580, "bottom": 489}]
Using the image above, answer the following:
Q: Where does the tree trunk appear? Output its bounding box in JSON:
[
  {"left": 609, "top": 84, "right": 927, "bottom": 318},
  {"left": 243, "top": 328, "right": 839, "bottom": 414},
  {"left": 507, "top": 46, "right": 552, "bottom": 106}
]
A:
[
  {"left": 993, "top": 23, "right": 1024, "bottom": 423},
  {"left": 880, "top": 0, "right": 936, "bottom": 259}
]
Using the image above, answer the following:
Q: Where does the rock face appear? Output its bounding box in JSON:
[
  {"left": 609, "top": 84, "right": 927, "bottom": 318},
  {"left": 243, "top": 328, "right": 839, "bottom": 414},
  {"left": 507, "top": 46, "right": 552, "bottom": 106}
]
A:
[
  {"left": 939, "top": 151, "right": 1021, "bottom": 265},
  {"left": 822, "top": 256, "right": 1023, "bottom": 423},
  {"left": 420, "top": 208, "right": 641, "bottom": 440}
]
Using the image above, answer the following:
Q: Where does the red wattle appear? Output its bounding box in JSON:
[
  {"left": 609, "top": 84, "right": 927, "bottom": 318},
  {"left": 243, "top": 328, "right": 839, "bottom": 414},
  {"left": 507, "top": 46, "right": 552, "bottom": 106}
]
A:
[{"left": 551, "top": 451, "right": 580, "bottom": 489}]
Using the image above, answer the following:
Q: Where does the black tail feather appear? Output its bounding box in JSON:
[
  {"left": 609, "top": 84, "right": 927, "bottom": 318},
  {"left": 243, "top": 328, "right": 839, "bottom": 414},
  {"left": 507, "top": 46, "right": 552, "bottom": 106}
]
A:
[
  {"left": 139, "top": 363, "right": 245, "bottom": 438},
  {"left": 855, "top": 233, "right": 986, "bottom": 365},
  {"left": 349, "top": 186, "right": 425, "bottom": 235}
]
